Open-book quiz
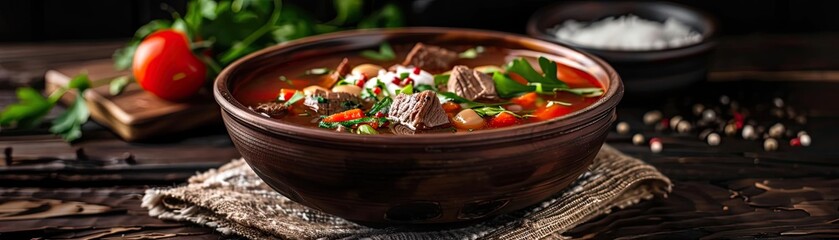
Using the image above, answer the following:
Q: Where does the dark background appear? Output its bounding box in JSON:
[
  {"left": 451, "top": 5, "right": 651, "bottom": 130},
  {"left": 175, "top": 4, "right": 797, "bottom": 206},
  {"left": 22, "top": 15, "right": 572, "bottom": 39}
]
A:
[{"left": 1, "top": 0, "right": 839, "bottom": 42}]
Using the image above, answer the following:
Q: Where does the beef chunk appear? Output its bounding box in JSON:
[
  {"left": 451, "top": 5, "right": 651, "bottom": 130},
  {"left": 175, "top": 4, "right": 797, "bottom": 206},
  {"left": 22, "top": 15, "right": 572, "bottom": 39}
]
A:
[
  {"left": 387, "top": 90, "right": 450, "bottom": 130},
  {"left": 391, "top": 125, "right": 416, "bottom": 135},
  {"left": 252, "top": 102, "right": 288, "bottom": 117},
  {"left": 447, "top": 65, "right": 497, "bottom": 101},
  {"left": 303, "top": 89, "right": 361, "bottom": 115},
  {"left": 325, "top": 58, "right": 351, "bottom": 87},
  {"left": 401, "top": 43, "right": 457, "bottom": 72}
]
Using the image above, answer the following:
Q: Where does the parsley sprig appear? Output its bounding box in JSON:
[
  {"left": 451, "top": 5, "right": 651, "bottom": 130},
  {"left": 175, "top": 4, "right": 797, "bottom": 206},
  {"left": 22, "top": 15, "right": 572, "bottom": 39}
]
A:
[{"left": 0, "top": 73, "right": 92, "bottom": 142}]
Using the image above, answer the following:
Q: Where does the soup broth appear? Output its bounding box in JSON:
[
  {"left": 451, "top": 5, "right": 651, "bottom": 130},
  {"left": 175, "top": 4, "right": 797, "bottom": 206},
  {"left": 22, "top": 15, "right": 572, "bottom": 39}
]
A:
[{"left": 233, "top": 43, "right": 603, "bottom": 135}]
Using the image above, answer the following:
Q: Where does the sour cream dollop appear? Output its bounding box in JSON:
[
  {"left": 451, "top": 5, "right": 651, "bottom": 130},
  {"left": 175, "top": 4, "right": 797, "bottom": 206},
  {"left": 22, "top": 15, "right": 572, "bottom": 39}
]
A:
[{"left": 343, "top": 65, "right": 435, "bottom": 97}]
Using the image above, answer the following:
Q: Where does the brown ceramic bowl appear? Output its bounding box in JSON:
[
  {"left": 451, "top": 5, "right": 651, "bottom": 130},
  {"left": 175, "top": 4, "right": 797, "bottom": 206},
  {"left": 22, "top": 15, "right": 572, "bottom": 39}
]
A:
[{"left": 214, "top": 28, "right": 623, "bottom": 226}]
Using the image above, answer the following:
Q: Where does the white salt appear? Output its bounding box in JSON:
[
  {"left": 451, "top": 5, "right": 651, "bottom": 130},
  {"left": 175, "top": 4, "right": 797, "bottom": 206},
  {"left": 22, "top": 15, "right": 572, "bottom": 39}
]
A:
[{"left": 552, "top": 15, "right": 702, "bottom": 51}]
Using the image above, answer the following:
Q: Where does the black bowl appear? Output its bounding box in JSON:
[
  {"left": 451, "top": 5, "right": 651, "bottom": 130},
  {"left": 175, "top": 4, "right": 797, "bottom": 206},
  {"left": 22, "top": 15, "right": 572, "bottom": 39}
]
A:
[{"left": 527, "top": 1, "right": 718, "bottom": 96}]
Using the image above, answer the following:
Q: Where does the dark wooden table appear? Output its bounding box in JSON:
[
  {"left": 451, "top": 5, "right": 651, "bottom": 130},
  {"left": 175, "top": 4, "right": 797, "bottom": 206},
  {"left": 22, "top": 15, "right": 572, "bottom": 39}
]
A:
[{"left": 2, "top": 34, "right": 838, "bottom": 239}]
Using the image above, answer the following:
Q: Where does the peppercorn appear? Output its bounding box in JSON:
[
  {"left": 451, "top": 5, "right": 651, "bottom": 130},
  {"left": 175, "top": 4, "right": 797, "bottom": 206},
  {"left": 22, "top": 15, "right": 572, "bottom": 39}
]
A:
[
  {"left": 707, "top": 133, "right": 721, "bottom": 146},
  {"left": 670, "top": 116, "right": 683, "bottom": 130},
  {"left": 643, "top": 111, "right": 662, "bottom": 125},
  {"left": 742, "top": 125, "right": 757, "bottom": 140},
  {"left": 632, "top": 133, "right": 645, "bottom": 146},
  {"left": 616, "top": 122, "right": 631, "bottom": 135},
  {"left": 799, "top": 134, "right": 812, "bottom": 147},
  {"left": 768, "top": 123, "right": 785, "bottom": 138},
  {"left": 676, "top": 121, "right": 692, "bottom": 133},
  {"left": 764, "top": 138, "right": 778, "bottom": 151},
  {"left": 650, "top": 138, "right": 663, "bottom": 153}
]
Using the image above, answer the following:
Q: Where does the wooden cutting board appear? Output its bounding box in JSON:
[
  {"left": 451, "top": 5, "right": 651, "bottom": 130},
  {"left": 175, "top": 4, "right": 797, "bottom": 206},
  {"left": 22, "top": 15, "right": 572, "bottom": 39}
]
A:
[{"left": 45, "top": 59, "right": 220, "bottom": 141}]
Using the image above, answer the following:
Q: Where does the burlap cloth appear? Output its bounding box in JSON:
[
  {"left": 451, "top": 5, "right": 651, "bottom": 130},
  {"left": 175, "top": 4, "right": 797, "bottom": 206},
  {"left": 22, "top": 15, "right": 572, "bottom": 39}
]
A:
[{"left": 142, "top": 144, "right": 671, "bottom": 239}]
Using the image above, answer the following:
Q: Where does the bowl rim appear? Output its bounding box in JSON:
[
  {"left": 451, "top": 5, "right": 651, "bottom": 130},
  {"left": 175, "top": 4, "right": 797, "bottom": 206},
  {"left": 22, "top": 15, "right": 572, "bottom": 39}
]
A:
[
  {"left": 214, "top": 27, "right": 623, "bottom": 145},
  {"left": 526, "top": 0, "right": 719, "bottom": 54}
]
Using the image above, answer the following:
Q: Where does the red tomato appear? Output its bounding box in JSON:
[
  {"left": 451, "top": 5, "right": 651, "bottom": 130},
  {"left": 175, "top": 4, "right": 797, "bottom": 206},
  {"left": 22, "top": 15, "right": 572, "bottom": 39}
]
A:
[
  {"left": 511, "top": 92, "right": 539, "bottom": 109},
  {"left": 534, "top": 105, "right": 573, "bottom": 121},
  {"left": 556, "top": 63, "right": 602, "bottom": 89},
  {"left": 488, "top": 112, "right": 520, "bottom": 128},
  {"left": 441, "top": 101, "right": 461, "bottom": 113},
  {"left": 133, "top": 29, "right": 206, "bottom": 101},
  {"left": 277, "top": 89, "right": 297, "bottom": 101}
]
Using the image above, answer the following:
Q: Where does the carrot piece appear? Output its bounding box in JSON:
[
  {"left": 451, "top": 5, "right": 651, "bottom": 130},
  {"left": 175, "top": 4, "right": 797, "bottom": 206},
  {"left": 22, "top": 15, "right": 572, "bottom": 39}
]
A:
[
  {"left": 277, "top": 89, "right": 297, "bottom": 101},
  {"left": 534, "top": 105, "right": 573, "bottom": 121},
  {"left": 511, "top": 92, "right": 539, "bottom": 109},
  {"left": 441, "top": 101, "right": 461, "bottom": 113},
  {"left": 322, "top": 109, "right": 364, "bottom": 123},
  {"left": 488, "top": 112, "right": 520, "bottom": 128}
]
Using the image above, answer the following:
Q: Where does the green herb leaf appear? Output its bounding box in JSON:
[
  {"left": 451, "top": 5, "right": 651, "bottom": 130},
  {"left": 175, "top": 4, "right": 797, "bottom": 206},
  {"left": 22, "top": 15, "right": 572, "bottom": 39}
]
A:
[
  {"left": 0, "top": 88, "right": 53, "bottom": 129},
  {"left": 399, "top": 72, "right": 410, "bottom": 79},
  {"left": 112, "top": 19, "right": 171, "bottom": 70},
  {"left": 358, "top": 3, "right": 404, "bottom": 29},
  {"left": 48, "top": 73, "right": 92, "bottom": 141},
  {"left": 556, "top": 87, "right": 605, "bottom": 97},
  {"left": 492, "top": 70, "right": 601, "bottom": 98},
  {"left": 399, "top": 84, "right": 413, "bottom": 95},
  {"left": 538, "top": 56, "right": 559, "bottom": 82},
  {"left": 318, "top": 117, "right": 388, "bottom": 129},
  {"left": 134, "top": 19, "right": 173, "bottom": 39},
  {"left": 437, "top": 91, "right": 507, "bottom": 109},
  {"left": 198, "top": 0, "right": 218, "bottom": 20},
  {"left": 433, "top": 74, "right": 450, "bottom": 87},
  {"left": 109, "top": 76, "right": 131, "bottom": 96},
  {"left": 49, "top": 96, "right": 89, "bottom": 142},
  {"left": 283, "top": 91, "right": 305, "bottom": 107},
  {"left": 367, "top": 97, "right": 393, "bottom": 116},
  {"left": 506, "top": 57, "right": 568, "bottom": 88},
  {"left": 356, "top": 124, "right": 379, "bottom": 135},
  {"left": 278, "top": 75, "right": 293, "bottom": 86},
  {"left": 172, "top": 18, "right": 192, "bottom": 40},
  {"left": 68, "top": 74, "right": 92, "bottom": 92},
  {"left": 472, "top": 106, "right": 525, "bottom": 118},
  {"left": 492, "top": 72, "right": 532, "bottom": 98},
  {"left": 360, "top": 42, "right": 396, "bottom": 61},
  {"left": 415, "top": 84, "right": 437, "bottom": 92},
  {"left": 458, "top": 46, "right": 484, "bottom": 59},
  {"left": 375, "top": 79, "right": 391, "bottom": 97},
  {"left": 112, "top": 44, "right": 138, "bottom": 71},
  {"left": 304, "top": 67, "right": 330, "bottom": 75},
  {"left": 330, "top": 0, "right": 363, "bottom": 25}
]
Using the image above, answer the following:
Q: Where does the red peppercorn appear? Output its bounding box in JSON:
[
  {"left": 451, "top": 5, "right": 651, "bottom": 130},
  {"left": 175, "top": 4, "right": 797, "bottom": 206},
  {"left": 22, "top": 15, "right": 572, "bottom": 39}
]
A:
[
  {"left": 355, "top": 79, "right": 366, "bottom": 87},
  {"left": 392, "top": 77, "right": 401, "bottom": 85},
  {"left": 413, "top": 67, "right": 421, "bottom": 75},
  {"left": 375, "top": 112, "right": 385, "bottom": 118},
  {"left": 790, "top": 138, "right": 802, "bottom": 147},
  {"left": 733, "top": 112, "right": 744, "bottom": 129},
  {"left": 373, "top": 87, "right": 382, "bottom": 95}
]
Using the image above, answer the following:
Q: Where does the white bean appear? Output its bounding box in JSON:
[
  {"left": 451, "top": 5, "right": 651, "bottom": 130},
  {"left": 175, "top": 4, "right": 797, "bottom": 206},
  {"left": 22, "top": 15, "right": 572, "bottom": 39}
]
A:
[
  {"left": 452, "top": 109, "right": 485, "bottom": 130},
  {"left": 303, "top": 85, "right": 329, "bottom": 95},
  {"left": 331, "top": 85, "right": 362, "bottom": 96},
  {"left": 351, "top": 64, "right": 384, "bottom": 78}
]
